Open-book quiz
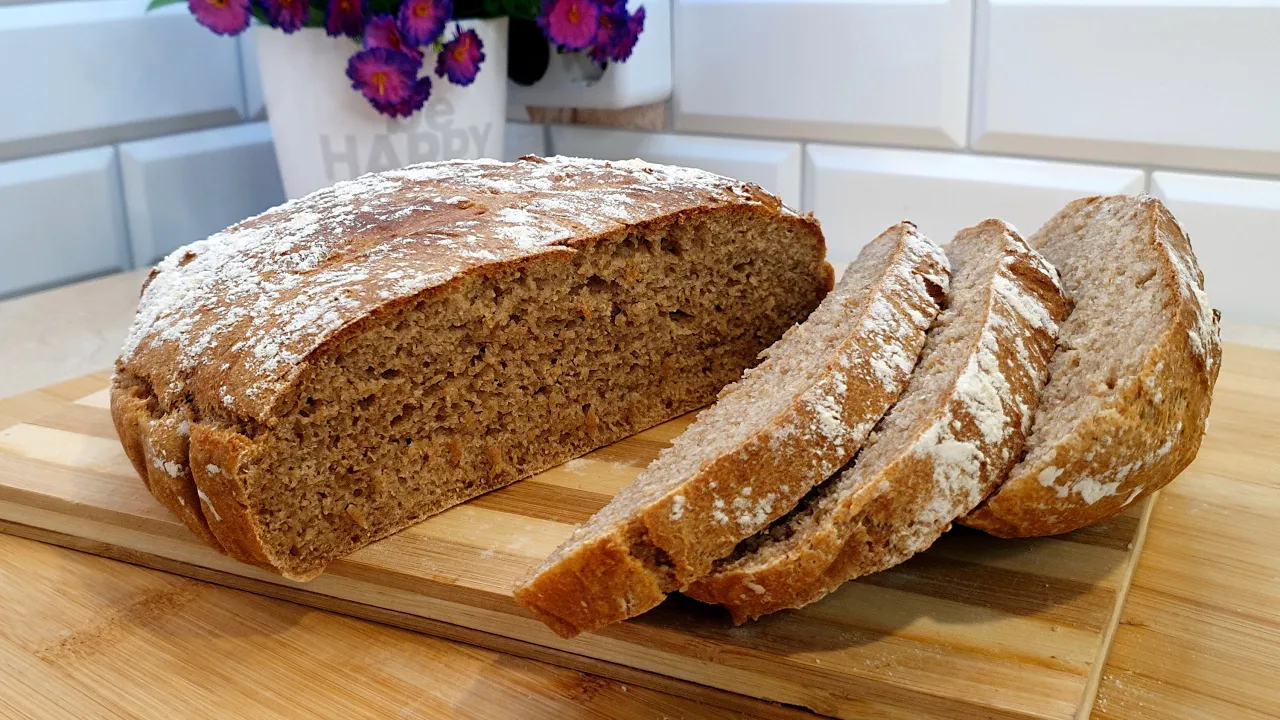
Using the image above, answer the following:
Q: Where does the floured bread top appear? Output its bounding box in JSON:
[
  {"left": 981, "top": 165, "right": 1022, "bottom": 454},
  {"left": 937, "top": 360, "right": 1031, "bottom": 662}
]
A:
[{"left": 117, "top": 156, "right": 799, "bottom": 422}]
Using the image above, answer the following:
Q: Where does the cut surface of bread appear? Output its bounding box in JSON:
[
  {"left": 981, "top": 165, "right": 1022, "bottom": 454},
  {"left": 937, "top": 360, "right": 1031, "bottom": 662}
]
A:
[
  {"left": 685, "top": 220, "right": 1068, "bottom": 622},
  {"left": 964, "top": 195, "right": 1222, "bottom": 537},
  {"left": 514, "top": 223, "right": 949, "bottom": 637},
  {"left": 111, "top": 156, "right": 834, "bottom": 580}
]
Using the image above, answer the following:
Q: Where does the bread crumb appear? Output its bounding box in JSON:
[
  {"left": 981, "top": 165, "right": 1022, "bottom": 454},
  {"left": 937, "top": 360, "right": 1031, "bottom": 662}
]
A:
[
  {"left": 1073, "top": 478, "right": 1121, "bottom": 505},
  {"left": 711, "top": 498, "right": 728, "bottom": 525},
  {"left": 196, "top": 488, "right": 222, "bottom": 521},
  {"left": 669, "top": 495, "right": 686, "bottom": 521}
]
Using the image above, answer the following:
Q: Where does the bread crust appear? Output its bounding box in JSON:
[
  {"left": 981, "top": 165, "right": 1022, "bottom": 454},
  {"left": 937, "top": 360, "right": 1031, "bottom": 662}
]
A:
[
  {"left": 112, "top": 156, "right": 831, "bottom": 581},
  {"left": 514, "top": 223, "right": 949, "bottom": 637},
  {"left": 963, "top": 196, "right": 1221, "bottom": 537},
  {"left": 686, "top": 220, "right": 1068, "bottom": 622}
]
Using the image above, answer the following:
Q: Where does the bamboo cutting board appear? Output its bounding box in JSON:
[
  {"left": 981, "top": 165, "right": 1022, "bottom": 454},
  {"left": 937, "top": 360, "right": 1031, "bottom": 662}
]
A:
[{"left": 0, "top": 372, "right": 1156, "bottom": 720}]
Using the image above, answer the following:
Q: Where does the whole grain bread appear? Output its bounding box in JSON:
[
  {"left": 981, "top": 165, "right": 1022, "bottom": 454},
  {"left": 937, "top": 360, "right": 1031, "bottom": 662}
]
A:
[
  {"left": 111, "top": 155, "right": 835, "bottom": 580},
  {"left": 513, "top": 223, "right": 949, "bottom": 637},
  {"left": 963, "top": 195, "right": 1221, "bottom": 537},
  {"left": 686, "top": 220, "right": 1068, "bottom": 622}
]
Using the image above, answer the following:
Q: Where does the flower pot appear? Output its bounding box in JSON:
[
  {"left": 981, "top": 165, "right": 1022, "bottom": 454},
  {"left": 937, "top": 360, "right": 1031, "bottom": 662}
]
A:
[
  {"left": 506, "top": 0, "right": 669, "bottom": 111},
  {"left": 255, "top": 20, "right": 508, "bottom": 199}
]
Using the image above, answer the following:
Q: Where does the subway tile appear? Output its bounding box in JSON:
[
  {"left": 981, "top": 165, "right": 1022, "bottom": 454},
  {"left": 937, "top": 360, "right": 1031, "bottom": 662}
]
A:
[
  {"left": 119, "top": 123, "right": 284, "bottom": 266},
  {"left": 1151, "top": 171, "right": 1280, "bottom": 327},
  {"left": 674, "top": 0, "right": 971, "bottom": 149},
  {"left": 804, "top": 144, "right": 1144, "bottom": 259},
  {"left": 551, "top": 126, "right": 802, "bottom": 207},
  {"left": 0, "top": 1, "right": 244, "bottom": 160},
  {"left": 0, "top": 147, "right": 129, "bottom": 297},
  {"left": 973, "top": 0, "right": 1280, "bottom": 174}
]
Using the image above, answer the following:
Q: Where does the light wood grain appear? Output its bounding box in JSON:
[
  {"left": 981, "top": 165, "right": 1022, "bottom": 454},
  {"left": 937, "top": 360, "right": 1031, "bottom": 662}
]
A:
[
  {"left": 0, "top": 530, "right": 749, "bottom": 720},
  {"left": 1093, "top": 344, "right": 1280, "bottom": 720},
  {"left": 0, "top": 376, "right": 1155, "bottom": 720}
]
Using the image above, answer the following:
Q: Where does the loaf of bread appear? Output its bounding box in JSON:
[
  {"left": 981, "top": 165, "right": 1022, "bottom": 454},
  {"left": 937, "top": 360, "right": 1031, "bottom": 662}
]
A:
[
  {"left": 964, "top": 195, "right": 1221, "bottom": 537},
  {"left": 111, "top": 156, "right": 835, "bottom": 580},
  {"left": 686, "top": 220, "right": 1068, "bottom": 621},
  {"left": 513, "top": 223, "right": 949, "bottom": 637}
]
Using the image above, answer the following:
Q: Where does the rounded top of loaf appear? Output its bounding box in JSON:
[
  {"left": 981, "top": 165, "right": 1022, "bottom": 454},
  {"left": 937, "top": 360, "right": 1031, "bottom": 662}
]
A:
[{"left": 117, "top": 155, "right": 809, "bottom": 423}]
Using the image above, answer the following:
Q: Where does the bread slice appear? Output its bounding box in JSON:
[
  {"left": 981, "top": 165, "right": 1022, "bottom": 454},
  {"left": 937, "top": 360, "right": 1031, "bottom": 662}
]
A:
[
  {"left": 111, "top": 156, "right": 835, "bottom": 580},
  {"left": 514, "top": 223, "right": 949, "bottom": 637},
  {"left": 684, "top": 220, "right": 1068, "bottom": 622},
  {"left": 963, "top": 195, "right": 1221, "bottom": 537}
]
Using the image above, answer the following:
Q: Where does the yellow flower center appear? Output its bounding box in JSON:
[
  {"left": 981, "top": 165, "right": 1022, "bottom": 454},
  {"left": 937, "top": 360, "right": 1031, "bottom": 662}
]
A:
[
  {"left": 453, "top": 45, "right": 466, "bottom": 61},
  {"left": 567, "top": 4, "right": 579, "bottom": 23},
  {"left": 372, "top": 71, "right": 387, "bottom": 97},
  {"left": 415, "top": 2, "right": 429, "bottom": 17}
]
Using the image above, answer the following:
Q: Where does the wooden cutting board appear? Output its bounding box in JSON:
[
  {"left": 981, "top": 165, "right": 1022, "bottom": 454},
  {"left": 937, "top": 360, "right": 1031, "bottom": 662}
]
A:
[{"left": 0, "top": 372, "right": 1157, "bottom": 720}]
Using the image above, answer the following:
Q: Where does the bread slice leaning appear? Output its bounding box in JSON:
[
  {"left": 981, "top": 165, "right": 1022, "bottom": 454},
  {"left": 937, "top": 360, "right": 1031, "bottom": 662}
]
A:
[
  {"left": 963, "top": 195, "right": 1221, "bottom": 537},
  {"left": 514, "top": 223, "right": 950, "bottom": 637},
  {"left": 685, "top": 220, "right": 1068, "bottom": 623}
]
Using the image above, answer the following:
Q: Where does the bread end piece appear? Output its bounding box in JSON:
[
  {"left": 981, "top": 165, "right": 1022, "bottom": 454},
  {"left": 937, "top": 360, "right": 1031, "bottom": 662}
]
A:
[{"left": 963, "top": 195, "right": 1221, "bottom": 537}]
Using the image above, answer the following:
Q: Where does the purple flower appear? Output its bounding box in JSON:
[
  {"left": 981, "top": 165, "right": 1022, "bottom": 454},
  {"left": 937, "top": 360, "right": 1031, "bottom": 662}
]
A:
[
  {"left": 379, "top": 77, "right": 433, "bottom": 118},
  {"left": 325, "top": 0, "right": 366, "bottom": 37},
  {"left": 365, "top": 14, "right": 423, "bottom": 64},
  {"left": 537, "top": 0, "right": 599, "bottom": 51},
  {"left": 435, "top": 26, "right": 485, "bottom": 86},
  {"left": 262, "top": 0, "right": 307, "bottom": 33},
  {"left": 397, "top": 0, "right": 451, "bottom": 47},
  {"left": 591, "top": 4, "right": 643, "bottom": 63},
  {"left": 347, "top": 48, "right": 429, "bottom": 116},
  {"left": 189, "top": 0, "right": 251, "bottom": 36}
]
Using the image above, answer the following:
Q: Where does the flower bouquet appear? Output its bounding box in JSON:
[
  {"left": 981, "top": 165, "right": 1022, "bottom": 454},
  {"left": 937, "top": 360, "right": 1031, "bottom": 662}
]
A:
[{"left": 153, "top": 0, "right": 646, "bottom": 119}]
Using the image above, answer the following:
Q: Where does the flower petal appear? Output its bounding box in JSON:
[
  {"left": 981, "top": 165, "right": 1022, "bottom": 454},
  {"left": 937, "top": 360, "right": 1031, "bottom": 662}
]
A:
[
  {"left": 189, "top": 0, "right": 251, "bottom": 36},
  {"left": 537, "top": 0, "right": 600, "bottom": 51},
  {"left": 435, "top": 26, "right": 485, "bottom": 86},
  {"left": 325, "top": 0, "right": 367, "bottom": 37},
  {"left": 397, "top": 0, "right": 451, "bottom": 46}
]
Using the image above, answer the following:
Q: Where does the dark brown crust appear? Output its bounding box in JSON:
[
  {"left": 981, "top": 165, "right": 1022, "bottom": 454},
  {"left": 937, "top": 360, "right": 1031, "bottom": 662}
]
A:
[
  {"left": 963, "top": 196, "right": 1222, "bottom": 537},
  {"left": 514, "top": 224, "right": 949, "bottom": 637},
  {"left": 112, "top": 157, "right": 831, "bottom": 581},
  {"left": 110, "top": 377, "right": 225, "bottom": 551},
  {"left": 686, "top": 220, "right": 1069, "bottom": 622}
]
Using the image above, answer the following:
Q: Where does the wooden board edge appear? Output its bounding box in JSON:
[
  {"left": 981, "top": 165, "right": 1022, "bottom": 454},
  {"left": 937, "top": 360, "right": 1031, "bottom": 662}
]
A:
[
  {"left": 1073, "top": 493, "right": 1158, "bottom": 720},
  {"left": 0, "top": 518, "right": 824, "bottom": 720}
]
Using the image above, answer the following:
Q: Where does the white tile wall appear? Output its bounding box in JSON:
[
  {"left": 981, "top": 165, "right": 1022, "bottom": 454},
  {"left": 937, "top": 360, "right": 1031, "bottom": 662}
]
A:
[
  {"left": 505, "top": 122, "right": 547, "bottom": 161},
  {"left": 120, "top": 123, "right": 284, "bottom": 266},
  {"left": 674, "top": 0, "right": 971, "bottom": 149},
  {"left": 0, "top": 1, "right": 245, "bottom": 160},
  {"left": 0, "top": 147, "right": 129, "bottom": 297},
  {"left": 804, "top": 145, "right": 1145, "bottom": 259},
  {"left": 1151, "top": 172, "right": 1280, "bottom": 327},
  {"left": 551, "top": 126, "right": 802, "bottom": 207},
  {"left": 1, "top": 0, "right": 1278, "bottom": 335},
  {"left": 973, "top": 0, "right": 1280, "bottom": 175}
]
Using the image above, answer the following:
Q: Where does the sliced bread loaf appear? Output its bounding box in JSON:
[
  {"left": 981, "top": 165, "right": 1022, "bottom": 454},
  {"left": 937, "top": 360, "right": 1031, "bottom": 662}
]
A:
[
  {"left": 513, "top": 223, "right": 949, "bottom": 637},
  {"left": 111, "top": 156, "right": 835, "bottom": 580},
  {"left": 963, "top": 195, "right": 1221, "bottom": 537},
  {"left": 685, "top": 220, "right": 1068, "bottom": 622}
]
